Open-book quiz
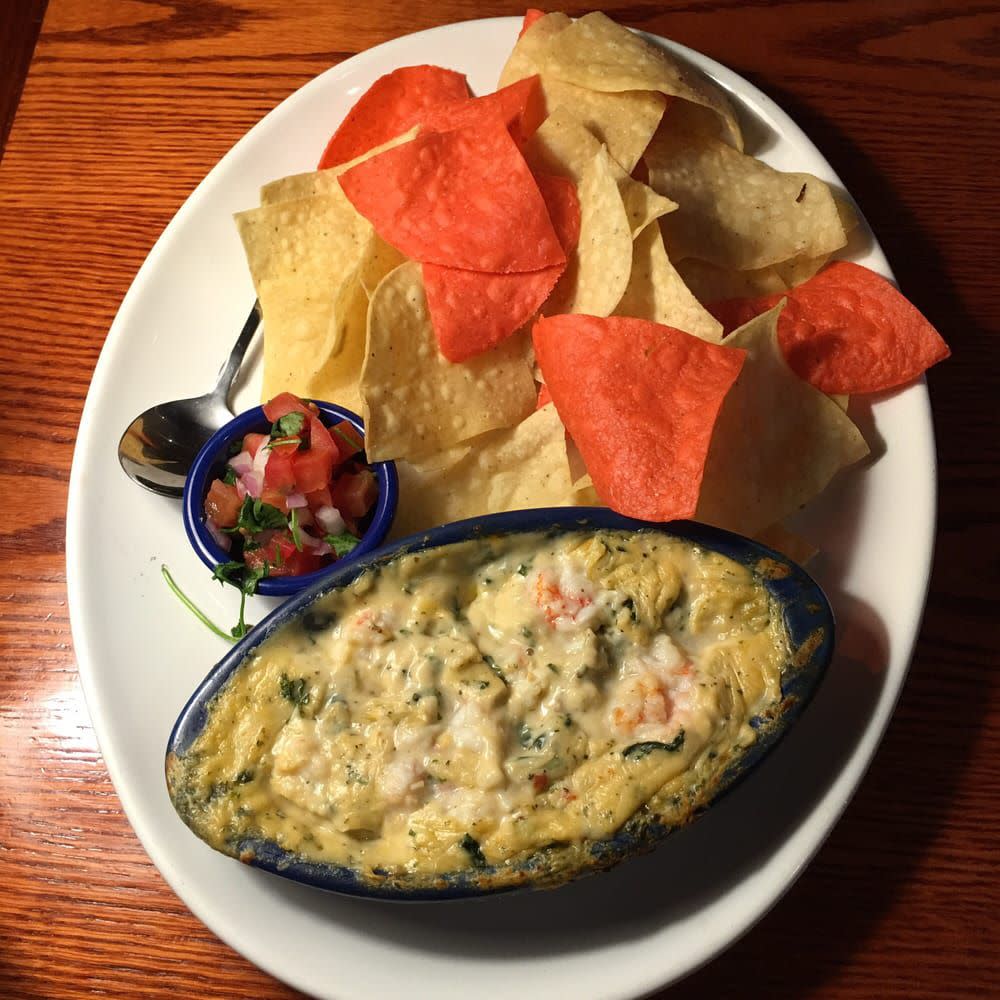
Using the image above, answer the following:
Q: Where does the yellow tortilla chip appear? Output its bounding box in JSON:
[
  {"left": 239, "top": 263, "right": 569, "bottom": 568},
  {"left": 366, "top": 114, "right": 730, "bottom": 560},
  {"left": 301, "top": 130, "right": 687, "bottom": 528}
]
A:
[
  {"left": 647, "top": 128, "right": 847, "bottom": 270},
  {"left": 361, "top": 262, "right": 536, "bottom": 462},
  {"left": 527, "top": 108, "right": 676, "bottom": 236},
  {"left": 546, "top": 146, "right": 632, "bottom": 316},
  {"left": 541, "top": 12, "right": 743, "bottom": 151},
  {"left": 390, "top": 404, "right": 574, "bottom": 538},
  {"left": 614, "top": 223, "right": 722, "bottom": 341},
  {"left": 235, "top": 194, "right": 374, "bottom": 407},
  {"left": 498, "top": 13, "right": 665, "bottom": 173},
  {"left": 696, "top": 303, "right": 869, "bottom": 537},
  {"left": 673, "top": 252, "right": 831, "bottom": 305},
  {"left": 259, "top": 128, "right": 420, "bottom": 205}
]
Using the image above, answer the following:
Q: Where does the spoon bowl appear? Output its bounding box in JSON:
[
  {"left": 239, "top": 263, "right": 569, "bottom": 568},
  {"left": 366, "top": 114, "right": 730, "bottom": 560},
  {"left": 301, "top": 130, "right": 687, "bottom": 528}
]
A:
[{"left": 117, "top": 302, "right": 260, "bottom": 498}]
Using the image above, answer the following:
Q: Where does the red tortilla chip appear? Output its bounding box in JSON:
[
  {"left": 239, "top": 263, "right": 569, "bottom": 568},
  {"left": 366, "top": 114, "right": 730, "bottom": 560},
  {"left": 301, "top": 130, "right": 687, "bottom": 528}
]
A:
[
  {"left": 532, "top": 315, "right": 746, "bottom": 521},
  {"left": 318, "top": 65, "right": 470, "bottom": 168},
  {"left": 423, "top": 170, "right": 580, "bottom": 362},
  {"left": 519, "top": 9, "right": 546, "bottom": 39},
  {"left": 709, "top": 262, "right": 950, "bottom": 394},
  {"left": 533, "top": 173, "right": 581, "bottom": 254},
  {"left": 423, "top": 77, "right": 546, "bottom": 146},
  {"left": 424, "top": 263, "right": 563, "bottom": 362},
  {"left": 339, "top": 118, "right": 565, "bottom": 273}
]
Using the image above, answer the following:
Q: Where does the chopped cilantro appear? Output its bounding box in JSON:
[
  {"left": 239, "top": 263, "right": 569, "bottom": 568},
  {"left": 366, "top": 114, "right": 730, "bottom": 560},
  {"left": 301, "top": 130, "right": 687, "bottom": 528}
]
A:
[
  {"left": 229, "top": 496, "right": 288, "bottom": 535},
  {"left": 325, "top": 531, "right": 360, "bottom": 557},
  {"left": 289, "top": 508, "right": 303, "bottom": 551},
  {"left": 622, "top": 730, "right": 686, "bottom": 760},
  {"left": 279, "top": 673, "right": 310, "bottom": 706},
  {"left": 161, "top": 564, "right": 235, "bottom": 644},
  {"left": 222, "top": 466, "right": 238, "bottom": 486},
  {"left": 459, "top": 833, "right": 487, "bottom": 868},
  {"left": 270, "top": 411, "right": 306, "bottom": 438}
]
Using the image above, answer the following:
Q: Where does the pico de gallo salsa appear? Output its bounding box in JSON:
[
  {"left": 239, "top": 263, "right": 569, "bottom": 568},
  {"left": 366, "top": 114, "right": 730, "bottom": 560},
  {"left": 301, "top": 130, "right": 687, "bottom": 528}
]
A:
[{"left": 203, "top": 392, "right": 378, "bottom": 580}]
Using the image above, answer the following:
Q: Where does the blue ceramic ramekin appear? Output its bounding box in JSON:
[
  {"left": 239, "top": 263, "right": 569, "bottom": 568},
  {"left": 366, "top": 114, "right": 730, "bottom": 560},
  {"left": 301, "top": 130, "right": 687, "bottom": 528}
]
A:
[{"left": 181, "top": 401, "right": 397, "bottom": 597}]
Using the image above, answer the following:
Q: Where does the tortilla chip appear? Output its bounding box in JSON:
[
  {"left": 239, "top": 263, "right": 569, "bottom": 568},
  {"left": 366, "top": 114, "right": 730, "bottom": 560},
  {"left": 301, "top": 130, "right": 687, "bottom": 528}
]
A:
[
  {"left": 696, "top": 303, "right": 870, "bottom": 536},
  {"left": 533, "top": 313, "right": 746, "bottom": 521},
  {"left": 646, "top": 129, "right": 847, "bottom": 271},
  {"left": 675, "top": 249, "right": 836, "bottom": 304},
  {"left": 422, "top": 76, "right": 545, "bottom": 146},
  {"left": 389, "top": 404, "right": 574, "bottom": 538},
  {"left": 423, "top": 263, "right": 563, "bottom": 363},
  {"left": 709, "top": 261, "right": 950, "bottom": 394},
  {"left": 340, "top": 119, "right": 564, "bottom": 273},
  {"left": 318, "top": 65, "right": 470, "bottom": 168},
  {"left": 614, "top": 223, "right": 723, "bottom": 341},
  {"left": 422, "top": 173, "right": 579, "bottom": 362},
  {"left": 501, "top": 16, "right": 666, "bottom": 173},
  {"left": 545, "top": 145, "right": 632, "bottom": 316},
  {"left": 361, "top": 262, "right": 536, "bottom": 461},
  {"left": 302, "top": 271, "right": 368, "bottom": 413},
  {"left": 527, "top": 108, "right": 676, "bottom": 235},
  {"left": 541, "top": 12, "right": 743, "bottom": 151},
  {"left": 260, "top": 129, "right": 420, "bottom": 205},
  {"left": 235, "top": 194, "right": 374, "bottom": 407},
  {"left": 519, "top": 9, "right": 546, "bottom": 39}
]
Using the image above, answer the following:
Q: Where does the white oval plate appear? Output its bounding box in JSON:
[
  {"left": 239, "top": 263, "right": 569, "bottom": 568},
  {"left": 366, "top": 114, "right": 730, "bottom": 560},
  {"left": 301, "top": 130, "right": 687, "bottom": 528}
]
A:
[{"left": 67, "top": 17, "right": 935, "bottom": 1000}]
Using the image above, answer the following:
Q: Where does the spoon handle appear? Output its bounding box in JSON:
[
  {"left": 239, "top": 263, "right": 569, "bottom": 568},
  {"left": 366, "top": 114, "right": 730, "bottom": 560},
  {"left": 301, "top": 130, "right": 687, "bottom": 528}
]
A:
[{"left": 212, "top": 300, "right": 262, "bottom": 408}]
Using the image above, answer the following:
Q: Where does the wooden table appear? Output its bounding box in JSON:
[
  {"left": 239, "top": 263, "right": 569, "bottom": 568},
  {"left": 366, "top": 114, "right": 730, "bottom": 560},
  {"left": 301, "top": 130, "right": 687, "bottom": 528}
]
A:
[{"left": 1, "top": 1, "right": 996, "bottom": 996}]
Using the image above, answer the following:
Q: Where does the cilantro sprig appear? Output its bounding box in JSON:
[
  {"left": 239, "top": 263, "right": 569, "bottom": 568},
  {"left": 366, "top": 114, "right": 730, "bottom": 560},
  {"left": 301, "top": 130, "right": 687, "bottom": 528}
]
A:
[
  {"left": 325, "top": 531, "right": 360, "bottom": 557},
  {"left": 270, "top": 411, "right": 306, "bottom": 438},
  {"left": 227, "top": 496, "right": 288, "bottom": 535},
  {"left": 212, "top": 560, "right": 270, "bottom": 639}
]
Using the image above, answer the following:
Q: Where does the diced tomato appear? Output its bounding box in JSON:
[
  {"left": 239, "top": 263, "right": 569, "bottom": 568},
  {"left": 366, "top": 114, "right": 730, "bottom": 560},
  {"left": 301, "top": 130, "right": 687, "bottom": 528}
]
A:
[
  {"left": 330, "top": 420, "right": 364, "bottom": 456},
  {"left": 331, "top": 469, "right": 378, "bottom": 518},
  {"left": 204, "top": 480, "right": 242, "bottom": 527},
  {"left": 244, "top": 530, "right": 322, "bottom": 577},
  {"left": 305, "top": 486, "right": 333, "bottom": 510},
  {"left": 263, "top": 442, "right": 297, "bottom": 492},
  {"left": 242, "top": 432, "right": 269, "bottom": 457},
  {"left": 260, "top": 487, "right": 289, "bottom": 513},
  {"left": 292, "top": 415, "right": 340, "bottom": 493},
  {"left": 262, "top": 392, "right": 309, "bottom": 423}
]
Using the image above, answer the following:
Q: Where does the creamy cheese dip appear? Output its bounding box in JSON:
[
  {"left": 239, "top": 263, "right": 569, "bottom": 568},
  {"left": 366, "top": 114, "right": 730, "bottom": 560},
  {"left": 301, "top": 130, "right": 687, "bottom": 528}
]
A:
[{"left": 169, "top": 530, "right": 788, "bottom": 879}]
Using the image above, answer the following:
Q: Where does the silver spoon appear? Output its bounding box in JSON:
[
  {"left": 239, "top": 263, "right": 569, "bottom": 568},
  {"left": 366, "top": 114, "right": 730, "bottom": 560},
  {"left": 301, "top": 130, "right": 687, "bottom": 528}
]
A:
[{"left": 117, "top": 301, "right": 261, "bottom": 498}]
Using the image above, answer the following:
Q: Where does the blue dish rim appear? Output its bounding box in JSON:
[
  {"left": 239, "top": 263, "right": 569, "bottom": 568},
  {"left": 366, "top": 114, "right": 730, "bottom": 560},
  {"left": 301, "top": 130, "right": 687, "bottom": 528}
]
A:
[
  {"left": 166, "top": 507, "right": 835, "bottom": 900},
  {"left": 181, "top": 401, "right": 398, "bottom": 597}
]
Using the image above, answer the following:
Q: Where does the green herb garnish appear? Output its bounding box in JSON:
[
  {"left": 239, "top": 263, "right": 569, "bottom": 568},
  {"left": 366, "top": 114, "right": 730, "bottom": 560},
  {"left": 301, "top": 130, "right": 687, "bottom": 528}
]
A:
[
  {"left": 325, "top": 531, "right": 360, "bottom": 557},
  {"left": 212, "top": 560, "right": 268, "bottom": 638},
  {"left": 622, "top": 730, "right": 686, "bottom": 760},
  {"left": 222, "top": 466, "right": 238, "bottom": 486},
  {"left": 161, "top": 564, "right": 235, "bottom": 643},
  {"left": 289, "top": 508, "right": 303, "bottom": 551},
  {"left": 459, "top": 833, "right": 487, "bottom": 868},
  {"left": 230, "top": 496, "right": 288, "bottom": 535},
  {"left": 279, "top": 673, "right": 310, "bottom": 706},
  {"left": 270, "top": 411, "right": 306, "bottom": 438}
]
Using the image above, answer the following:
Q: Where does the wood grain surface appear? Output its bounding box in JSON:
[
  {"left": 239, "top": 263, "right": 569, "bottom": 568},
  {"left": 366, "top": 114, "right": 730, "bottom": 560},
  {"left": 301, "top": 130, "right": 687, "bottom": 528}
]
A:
[{"left": 1, "top": 1, "right": 997, "bottom": 997}]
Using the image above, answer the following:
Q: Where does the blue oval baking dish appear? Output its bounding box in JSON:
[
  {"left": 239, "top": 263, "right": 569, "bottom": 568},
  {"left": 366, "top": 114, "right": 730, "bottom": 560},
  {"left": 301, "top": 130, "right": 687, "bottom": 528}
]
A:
[{"left": 166, "top": 507, "right": 834, "bottom": 899}]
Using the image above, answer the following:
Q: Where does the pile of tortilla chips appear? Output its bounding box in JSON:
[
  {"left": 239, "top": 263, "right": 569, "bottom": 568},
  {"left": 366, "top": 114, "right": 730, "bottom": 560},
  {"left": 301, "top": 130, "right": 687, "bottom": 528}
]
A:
[{"left": 234, "top": 9, "right": 948, "bottom": 558}]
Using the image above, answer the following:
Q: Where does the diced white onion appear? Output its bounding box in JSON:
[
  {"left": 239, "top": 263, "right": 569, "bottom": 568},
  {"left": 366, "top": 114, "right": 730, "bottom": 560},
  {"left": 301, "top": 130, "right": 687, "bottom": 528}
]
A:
[
  {"left": 205, "top": 518, "right": 231, "bottom": 552},
  {"left": 241, "top": 470, "right": 263, "bottom": 498},
  {"left": 285, "top": 492, "right": 308, "bottom": 509},
  {"left": 315, "top": 505, "right": 345, "bottom": 535},
  {"left": 228, "top": 450, "right": 253, "bottom": 476}
]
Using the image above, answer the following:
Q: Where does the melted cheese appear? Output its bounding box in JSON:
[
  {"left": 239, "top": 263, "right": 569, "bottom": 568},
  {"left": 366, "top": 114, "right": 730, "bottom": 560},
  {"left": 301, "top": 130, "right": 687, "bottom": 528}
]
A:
[{"left": 170, "top": 530, "right": 787, "bottom": 876}]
